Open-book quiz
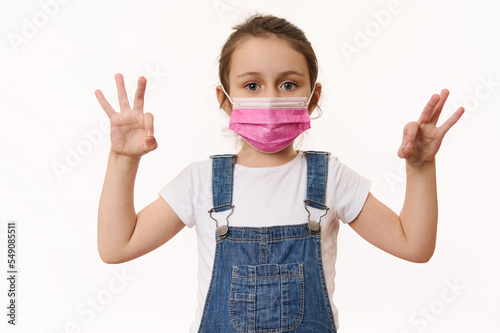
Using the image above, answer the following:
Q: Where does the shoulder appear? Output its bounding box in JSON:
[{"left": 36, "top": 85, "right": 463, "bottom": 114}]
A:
[
  {"left": 165, "top": 156, "right": 213, "bottom": 187},
  {"left": 303, "top": 150, "right": 370, "bottom": 191},
  {"left": 300, "top": 150, "right": 341, "bottom": 169},
  {"left": 180, "top": 156, "right": 212, "bottom": 173},
  {"left": 190, "top": 156, "right": 213, "bottom": 172}
]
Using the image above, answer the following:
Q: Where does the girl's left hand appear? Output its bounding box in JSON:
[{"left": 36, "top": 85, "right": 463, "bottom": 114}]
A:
[{"left": 398, "top": 89, "right": 465, "bottom": 167}]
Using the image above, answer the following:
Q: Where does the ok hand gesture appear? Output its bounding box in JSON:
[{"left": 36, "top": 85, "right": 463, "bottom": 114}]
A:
[
  {"left": 95, "top": 73, "right": 158, "bottom": 159},
  {"left": 398, "top": 89, "right": 465, "bottom": 167}
]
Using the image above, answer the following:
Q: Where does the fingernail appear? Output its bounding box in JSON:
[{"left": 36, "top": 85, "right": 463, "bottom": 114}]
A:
[
  {"left": 147, "top": 130, "right": 153, "bottom": 137},
  {"left": 407, "top": 141, "right": 413, "bottom": 148}
]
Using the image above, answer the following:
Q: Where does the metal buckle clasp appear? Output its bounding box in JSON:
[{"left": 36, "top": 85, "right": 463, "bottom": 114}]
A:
[
  {"left": 208, "top": 204, "right": 234, "bottom": 239},
  {"left": 304, "top": 199, "right": 329, "bottom": 234}
]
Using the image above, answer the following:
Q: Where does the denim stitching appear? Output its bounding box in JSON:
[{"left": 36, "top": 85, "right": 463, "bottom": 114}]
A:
[
  {"left": 231, "top": 296, "right": 255, "bottom": 301},
  {"left": 304, "top": 151, "right": 330, "bottom": 210},
  {"left": 314, "top": 235, "right": 337, "bottom": 331},
  {"left": 263, "top": 228, "right": 268, "bottom": 265},
  {"left": 227, "top": 156, "right": 232, "bottom": 217},
  {"left": 217, "top": 223, "right": 314, "bottom": 243},
  {"left": 282, "top": 263, "right": 305, "bottom": 333},
  {"left": 209, "top": 154, "right": 236, "bottom": 213},
  {"left": 298, "top": 263, "right": 305, "bottom": 329},
  {"left": 322, "top": 154, "right": 328, "bottom": 206},
  {"left": 305, "top": 151, "right": 311, "bottom": 207},
  {"left": 231, "top": 274, "right": 303, "bottom": 280},
  {"left": 219, "top": 223, "right": 309, "bottom": 232},
  {"left": 223, "top": 234, "right": 313, "bottom": 243},
  {"left": 280, "top": 264, "right": 284, "bottom": 330},
  {"left": 253, "top": 267, "right": 257, "bottom": 332},
  {"left": 231, "top": 155, "right": 236, "bottom": 212},
  {"left": 197, "top": 239, "right": 221, "bottom": 332},
  {"left": 216, "top": 234, "right": 319, "bottom": 244},
  {"left": 229, "top": 263, "right": 305, "bottom": 333},
  {"left": 259, "top": 229, "right": 264, "bottom": 265},
  {"left": 211, "top": 155, "right": 215, "bottom": 211},
  {"left": 229, "top": 267, "right": 239, "bottom": 333}
]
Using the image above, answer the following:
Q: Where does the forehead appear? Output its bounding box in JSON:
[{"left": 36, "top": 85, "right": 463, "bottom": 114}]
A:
[{"left": 229, "top": 36, "right": 309, "bottom": 79}]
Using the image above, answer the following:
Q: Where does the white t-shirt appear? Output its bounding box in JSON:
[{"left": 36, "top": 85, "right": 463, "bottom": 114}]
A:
[{"left": 158, "top": 151, "right": 371, "bottom": 332}]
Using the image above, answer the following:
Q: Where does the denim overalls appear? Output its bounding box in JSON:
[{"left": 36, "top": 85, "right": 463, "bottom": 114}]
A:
[{"left": 198, "top": 151, "right": 337, "bottom": 333}]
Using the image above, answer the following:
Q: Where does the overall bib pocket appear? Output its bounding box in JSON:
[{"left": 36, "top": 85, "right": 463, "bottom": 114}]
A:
[{"left": 229, "top": 263, "right": 304, "bottom": 332}]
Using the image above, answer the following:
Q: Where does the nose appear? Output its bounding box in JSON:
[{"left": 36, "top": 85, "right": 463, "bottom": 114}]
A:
[{"left": 262, "top": 85, "right": 280, "bottom": 98}]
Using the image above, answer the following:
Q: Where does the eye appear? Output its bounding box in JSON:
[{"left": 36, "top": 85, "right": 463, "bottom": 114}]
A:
[
  {"left": 245, "top": 83, "right": 260, "bottom": 91},
  {"left": 281, "top": 82, "right": 297, "bottom": 91}
]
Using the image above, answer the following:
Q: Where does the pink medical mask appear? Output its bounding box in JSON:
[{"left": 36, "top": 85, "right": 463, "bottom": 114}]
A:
[{"left": 222, "top": 86, "right": 316, "bottom": 153}]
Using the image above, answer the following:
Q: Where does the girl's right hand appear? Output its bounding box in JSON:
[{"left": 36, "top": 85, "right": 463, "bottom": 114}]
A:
[{"left": 95, "top": 73, "right": 158, "bottom": 159}]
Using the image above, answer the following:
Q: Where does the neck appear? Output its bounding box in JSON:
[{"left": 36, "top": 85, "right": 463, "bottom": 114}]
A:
[{"left": 236, "top": 143, "right": 299, "bottom": 167}]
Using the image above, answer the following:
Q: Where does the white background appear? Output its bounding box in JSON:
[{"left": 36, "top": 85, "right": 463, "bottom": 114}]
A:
[{"left": 0, "top": 0, "right": 499, "bottom": 332}]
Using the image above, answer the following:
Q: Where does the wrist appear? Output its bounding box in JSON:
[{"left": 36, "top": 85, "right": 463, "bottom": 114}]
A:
[
  {"left": 406, "top": 158, "right": 436, "bottom": 179},
  {"left": 109, "top": 150, "right": 141, "bottom": 164},
  {"left": 406, "top": 158, "right": 435, "bottom": 169}
]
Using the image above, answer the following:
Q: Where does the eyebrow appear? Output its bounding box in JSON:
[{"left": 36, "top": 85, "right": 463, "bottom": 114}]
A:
[{"left": 235, "top": 71, "right": 306, "bottom": 78}]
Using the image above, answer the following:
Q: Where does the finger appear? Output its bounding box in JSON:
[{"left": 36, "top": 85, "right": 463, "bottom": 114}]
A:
[
  {"left": 428, "top": 88, "right": 450, "bottom": 125},
  {"left": 115, "top": 73, "right": 131, "bottom": 111},
  {"left": 398, "top": 121, "right": 418, "bottom": 159},
  {"left": 144, "top": 112, "right": 154, "bottom": 137},
  {"left": 417, "top": 93, "right": 441, "bottom": 125},
  {"left": 439, "top": 106, "right": 465, "bottom": 135},
  {"left": 133, "top": 76, "right": 147, "bottom": 112},
  {"left": 95, "top": 89, "right": 116, "bottom": 119}
]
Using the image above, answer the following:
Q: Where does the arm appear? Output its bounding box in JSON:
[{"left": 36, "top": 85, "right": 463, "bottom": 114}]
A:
[
  {"left": 348, "top": 162, "right": 437, "bottom": 263},
  {"left": 97, "top": 151, "right": 184, "bottom": 264},
  {"left": 97, "top": 151, "right": 140, "bottom": 263},
  {"left": 96, "top": 73, "right": 184, "bottom": 264},
  {"left": 348, "top": 89, "right": 464, "bottom": 263}
]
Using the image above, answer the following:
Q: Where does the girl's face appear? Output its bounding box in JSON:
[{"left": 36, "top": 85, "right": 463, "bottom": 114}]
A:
[{"left": 218, "top": 35, "right": 320, "bottom": 115}]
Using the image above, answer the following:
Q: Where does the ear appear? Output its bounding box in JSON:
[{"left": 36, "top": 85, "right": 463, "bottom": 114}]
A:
[
  {"left": 216, "top": 85, "right": 233, "bottom": 116},
  {"left": 308, "top": 82, "right": 322, "bottom": 115}
]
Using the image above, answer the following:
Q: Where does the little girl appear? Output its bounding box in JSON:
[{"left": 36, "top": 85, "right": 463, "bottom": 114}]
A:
[{"left": 95, "top": 14, "right": 464, "bottom": 333}]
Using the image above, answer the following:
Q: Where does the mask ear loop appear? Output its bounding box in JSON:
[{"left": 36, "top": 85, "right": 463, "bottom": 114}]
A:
[
  {"left": 220, "top": 85, "right": 234, "bottom": 105},
  {"left": 307, "top": 84, "right": 316, "bottom": 105},
  {"left": 308, "top": 84, "right": 322, "bottom": 120}
]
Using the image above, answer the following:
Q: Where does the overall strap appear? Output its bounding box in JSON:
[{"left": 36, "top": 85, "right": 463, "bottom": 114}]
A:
[
  {"left": 208, "top": 154, "right": 237, "bottom": 238},
  {"left": 303, "top": 150, "right": 331, "bottom": 233}
]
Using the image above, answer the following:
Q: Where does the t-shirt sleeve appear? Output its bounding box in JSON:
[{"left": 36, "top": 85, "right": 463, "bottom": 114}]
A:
[
  {"left": 157, "top": 163, "right": 197, "bottom": 228},
  {"left": 330, "top": 156, "right": 371, "bottom": 224}
]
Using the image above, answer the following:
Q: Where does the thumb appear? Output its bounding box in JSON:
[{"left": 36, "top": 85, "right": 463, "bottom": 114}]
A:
[
  {"left": 145, "top": 136, "right": 158, "bottom": 151},
  {"left": 398, "top": 121, "right": 418, "bottom": 159},
  {"left": 144, "top": 112, "right": 158, "bottom": 151}
]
